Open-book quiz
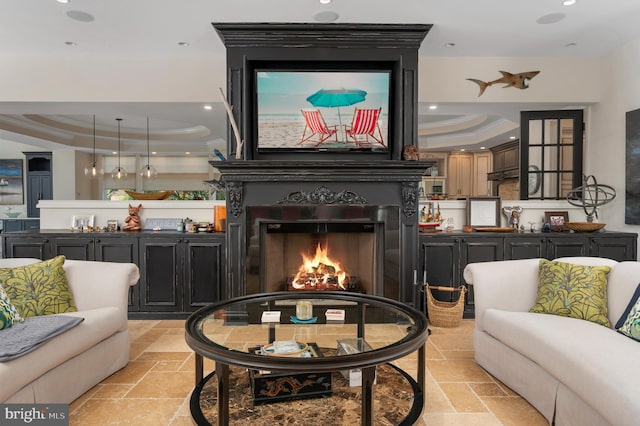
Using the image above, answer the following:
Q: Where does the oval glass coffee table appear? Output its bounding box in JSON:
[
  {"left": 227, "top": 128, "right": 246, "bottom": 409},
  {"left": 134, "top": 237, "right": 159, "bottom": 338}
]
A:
[{"left": 185, "top": 291, "right": 429, "bottom": 426}]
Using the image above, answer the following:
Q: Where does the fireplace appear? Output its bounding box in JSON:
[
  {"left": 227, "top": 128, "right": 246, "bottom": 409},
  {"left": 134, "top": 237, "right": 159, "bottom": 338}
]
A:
[
  {"left": 246, "top": 205, "right": 398, "bottom": 298},
  {"left": 212, "top": 24, "right": 433, "bottom": 307}
]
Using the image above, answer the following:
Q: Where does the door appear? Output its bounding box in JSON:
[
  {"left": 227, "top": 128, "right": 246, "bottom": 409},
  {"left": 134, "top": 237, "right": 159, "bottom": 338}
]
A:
[
  {"left": 460, "top": 237, "right": 503, "bottom": 313},
  {"left": 96, "top": 237, "right": 140, "bottom": 310},
  {"left": 420, "top": 236, "right": 459, "bottom": 305},
  {"left": 139, "top": 237, "right": 181, "bottom": 312},
  {"left": 50, "top": 237, "right": 94, "bottom": 260},
  {"left": 505, "top": 236, "right": 547, "bottom": 260},
  {"left": 184, "top": 239, "right": 223, "bottom": 310}
]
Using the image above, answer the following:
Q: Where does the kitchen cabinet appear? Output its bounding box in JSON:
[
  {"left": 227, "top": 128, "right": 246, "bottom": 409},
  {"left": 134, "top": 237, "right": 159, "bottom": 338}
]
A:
[
  {"left": 1, "top": 219, "right": 40, "bottom": 233},
  {"left": 472, "top": 151, "right": 492, "bottom": 196},
  {"left": 448, "top": 153, "right": 473, "bottom": 198},
  {"left": 24, "top": 152, "right": 53, "bottom": 218},
  {"left": 420, "top": 231, "right": 637, "bottom": 318}
]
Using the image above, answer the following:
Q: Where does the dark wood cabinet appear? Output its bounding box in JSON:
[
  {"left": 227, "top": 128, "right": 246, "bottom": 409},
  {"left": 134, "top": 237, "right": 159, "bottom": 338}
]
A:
[
  {"left": 1, "top": 231, "right": 223, "bottom": 318},
  {"left": 23, "top": 152, "right": 53, "bottom": 218},
  {"left": 138, "top": 236, "right": 224, "bottom": 315},
  {"left": 420, "top": 231, "right": 637, "bottom": 317},
  {"left": 1, "top": 219, "right": 40, "bottom": 233}
]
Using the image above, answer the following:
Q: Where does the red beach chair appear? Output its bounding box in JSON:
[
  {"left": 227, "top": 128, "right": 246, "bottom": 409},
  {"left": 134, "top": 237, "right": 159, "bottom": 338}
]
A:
[
  {"left": 344, "top": 107, "right": 385, "bottom": 147},
  {"left": 299, "top": 109, "right": 339, "bottom": 146}
]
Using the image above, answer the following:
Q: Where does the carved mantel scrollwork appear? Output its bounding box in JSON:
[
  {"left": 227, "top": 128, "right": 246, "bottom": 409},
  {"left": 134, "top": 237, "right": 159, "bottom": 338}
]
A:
[
  {"left": 278, "top": 185, "right": 368, "bottom": 205},
  {"left": 401, "top": 181, "right": 418, "bottom": 218},
  {"left": 226, "top": 181, "right": 243, "bottom": 217}
]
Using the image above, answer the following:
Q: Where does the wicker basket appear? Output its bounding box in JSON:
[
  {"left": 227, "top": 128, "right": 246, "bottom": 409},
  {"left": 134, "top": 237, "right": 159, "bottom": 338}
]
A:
[{"left": 426, "top": 285, "right": 466, "bottom": 328}]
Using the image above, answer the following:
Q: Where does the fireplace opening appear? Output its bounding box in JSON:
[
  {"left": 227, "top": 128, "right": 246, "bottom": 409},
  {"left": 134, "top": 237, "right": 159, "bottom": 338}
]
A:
[
  {"left": 245, "top": 205, "right": 399, "bottom": 300},
  {"left": 262, "top": 222, "right": 379, "bottom": 295}
]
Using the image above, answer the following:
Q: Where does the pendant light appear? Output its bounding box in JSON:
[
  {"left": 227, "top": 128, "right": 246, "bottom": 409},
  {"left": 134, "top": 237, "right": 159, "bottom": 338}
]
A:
[
  {"left": 139, "top": 117, "right": 157, "bottom": 179},
  {"left": 84, "top": 115, "right": 103, "bottom": 177},
  {"left": 111, "top": 118, "right": 128, "bottom": 180}
]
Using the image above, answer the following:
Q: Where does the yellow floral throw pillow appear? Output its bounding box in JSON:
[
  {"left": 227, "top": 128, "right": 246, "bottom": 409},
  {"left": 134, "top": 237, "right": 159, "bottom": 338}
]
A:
[
  {"left": 530, "top": 259, "right": 611, "bottom": 327},
  {"left": 0, "top": 256, "right": 77, "bottom": 318}
]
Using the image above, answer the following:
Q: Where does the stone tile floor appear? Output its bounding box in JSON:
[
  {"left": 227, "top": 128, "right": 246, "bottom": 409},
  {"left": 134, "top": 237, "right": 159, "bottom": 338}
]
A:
[{"left": 69, "top": 319, "right": 548, "bottom": 425}]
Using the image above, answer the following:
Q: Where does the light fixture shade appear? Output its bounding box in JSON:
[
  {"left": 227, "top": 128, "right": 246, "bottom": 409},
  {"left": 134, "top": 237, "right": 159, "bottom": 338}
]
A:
[
  {"left": 139, "top": 164, "right": 158, "bottom": 179},
  {"left": 112, "top": 118, "right": 127, "bottom": 180},
  {"left": 84, "top": 161, "right": 103, "bottom": 177},
  {"left": 111, "top": 166, "right": 128, "bottom": 180},
  {"left": 140, "top": 116, "right": 157, "bottom": 179},
  {"left": 84, "top": 114, "right": 103, "bottom": 177}
]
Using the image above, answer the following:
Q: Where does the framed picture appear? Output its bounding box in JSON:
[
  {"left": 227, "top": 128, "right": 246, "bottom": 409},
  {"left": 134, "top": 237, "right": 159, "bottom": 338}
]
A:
[
  {"left": 466, "top": 197, "right": 501, "bottom": 228},
  {"left": 0, "top": 159, "right": 24, "bottom": 205},
  {"left": 106, "top": 220, "right": 119, "bottom": 232},
  {"left": 71, "top": 215, "right": 95, "bottom": 229},
  {"left": 545, "top": 211, "right": 569, "bottom": 232}
]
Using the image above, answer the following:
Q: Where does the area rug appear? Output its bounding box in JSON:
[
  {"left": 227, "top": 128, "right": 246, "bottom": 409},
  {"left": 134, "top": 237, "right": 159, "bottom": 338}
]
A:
[{"left": 197, "top": 360, "right": 419, "bottom": 425}]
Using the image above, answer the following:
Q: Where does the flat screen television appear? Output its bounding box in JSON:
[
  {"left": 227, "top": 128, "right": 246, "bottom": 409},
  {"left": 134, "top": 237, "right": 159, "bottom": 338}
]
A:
[{"left": 255, "top": 70, "right": 391, "bottom": 153}]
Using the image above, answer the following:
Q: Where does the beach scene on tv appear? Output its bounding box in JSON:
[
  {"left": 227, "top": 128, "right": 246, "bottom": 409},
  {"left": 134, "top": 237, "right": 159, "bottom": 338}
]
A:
[{"left": 257, "top": 71, "right": 390, "bottom": 151}]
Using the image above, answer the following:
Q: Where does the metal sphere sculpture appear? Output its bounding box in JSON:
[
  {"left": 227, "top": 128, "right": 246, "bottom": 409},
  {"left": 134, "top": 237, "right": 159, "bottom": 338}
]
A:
[{"left": 566, "top": 175, "right": 616, "bottom": 222}]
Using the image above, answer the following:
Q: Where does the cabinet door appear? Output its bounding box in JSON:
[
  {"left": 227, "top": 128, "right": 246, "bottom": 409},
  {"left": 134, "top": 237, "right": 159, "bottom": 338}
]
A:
[
  {"left": 4, "top": 236, "right": 49, "bottom": 259},
  {"left": 589, "top": 236, "right": 637, "bottom": 261},
  {"left": 184, "top": 239, "right": 224, "bottom": 310},
  {"left": 420, "top": 236, "right": 459, "bottom": 304},
  {"left": 139, "top": 238, "right": 181, "bottom": 312},
  {"left": 96, "top": 237, "right": 140, "bottom": 311},
  {"left": 473, "top": 152, "right": 492, "bottom": 196},
  {"left": 504, "top": 236, "right": 546, "bottom": 260},
  {"left": 49, "top": 237, "right": 94, "bottom": 260},
  {"left": 448, "top": 154, "right": 473, "bottom": 198},
  {"left": 546, "top": 235, "right": 589, "bottom": 259},
  {"left": 2, "top": 220, "right": 23, "bottom": 232},
  {"left": 460, "top": 237, "right": 503, "bottom": 313},
  {"left": 27, "top": 175, "right": 52, "bottom": 218}
]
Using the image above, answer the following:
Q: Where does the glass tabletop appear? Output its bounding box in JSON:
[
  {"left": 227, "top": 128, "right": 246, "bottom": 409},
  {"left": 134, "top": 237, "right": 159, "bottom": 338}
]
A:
[{"left": 185, "top": 291, "right": 429, "bottom": 372}]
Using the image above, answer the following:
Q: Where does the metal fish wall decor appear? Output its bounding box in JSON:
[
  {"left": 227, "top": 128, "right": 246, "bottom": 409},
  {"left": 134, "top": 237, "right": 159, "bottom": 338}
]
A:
[{"left": 467, "top": 71, "right": 540, "bottom": 97}]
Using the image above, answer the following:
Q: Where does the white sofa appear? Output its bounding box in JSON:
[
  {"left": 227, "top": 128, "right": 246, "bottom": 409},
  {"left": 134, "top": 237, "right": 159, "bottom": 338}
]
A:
[
  {"left": 463, "top": 257, "right": 640, "bottom": 426},
  {"left": 0, "top": 258, "right": 139, "bottom": 403}
]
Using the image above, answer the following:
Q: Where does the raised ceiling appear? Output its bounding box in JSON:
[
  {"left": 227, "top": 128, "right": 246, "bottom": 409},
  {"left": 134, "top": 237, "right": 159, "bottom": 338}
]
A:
[{"left": 1, "top": 0, "right": 639, "bottom": 156}]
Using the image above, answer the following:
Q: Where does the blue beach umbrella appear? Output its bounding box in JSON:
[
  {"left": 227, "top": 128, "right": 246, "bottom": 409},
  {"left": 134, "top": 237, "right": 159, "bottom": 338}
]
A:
[{"left": 306, "top": 88, "right": 367, "bottom": 138}]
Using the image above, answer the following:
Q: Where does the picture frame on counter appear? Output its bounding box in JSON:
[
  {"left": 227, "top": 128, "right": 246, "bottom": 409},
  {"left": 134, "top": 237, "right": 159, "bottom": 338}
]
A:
[
  {"left": 545, "top": 211, "right": 569, "bottom": 232},
  {"left": 466, "top": 197, "right": 501, "bottom": 228},
  {"left": 106, "top": 220, "right": 118, "bottom": 232},
  {"left": 71, "top": 214, "right": 94, "bottom": 229}
]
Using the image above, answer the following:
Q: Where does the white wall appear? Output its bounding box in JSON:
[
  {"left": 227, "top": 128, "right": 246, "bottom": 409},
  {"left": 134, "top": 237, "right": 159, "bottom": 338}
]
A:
[{"left": 588, "top": 37, "right": 640, "bottom": 241}]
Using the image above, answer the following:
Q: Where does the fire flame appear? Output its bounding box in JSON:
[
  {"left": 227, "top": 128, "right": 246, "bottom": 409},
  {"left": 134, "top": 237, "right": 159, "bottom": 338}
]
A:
[{"left": 291, "top": 242, "right": 347, "bottom": 290}]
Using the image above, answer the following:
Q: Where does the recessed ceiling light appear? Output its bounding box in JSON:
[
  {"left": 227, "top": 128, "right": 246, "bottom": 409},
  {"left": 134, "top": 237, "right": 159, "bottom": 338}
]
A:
[
  {"left": 152, "top": 151, "right": 157, "bottom": 155},
  {"left": 57, "top": 0, "right": 70, "bottom": 3},
  {"left": 112, "top": 151, "right": 117, "bottom": 155},
  {"left": 64, "top": 41, "right": 76, "bottom": 46},
  {"left": 185, "top": 152, "right": 191, "bottom": 155},
  {"left": 313, "top": 11, "right": 339, "bottom": 22},
  {"left": 562, "top": 0, "right": 576, "bottom": 6},
  {"left": 178, "top": 42, "right": 189, "bottom": 47},
  {"left": 510, "top": 136, "right": 516, "bottom": 140},
  {"left": 320, "top": 0, "right": 332, "bottom": 4},
  {"left": 460, "top": 148, "right": 466, "bottom": 152},
  {"left": 429, "top": 105, "right": 437, "bottom": 110},
  {"left": 203, "top": 105, "right": 213, "bottom": 110},
  {"left": 480, "top": 146, "right": 486, "bottom": 150},
  {"left": 66, "top": 10, "right": 95, "bottom": 22},
  {"left": 536, "top": 13, "right": 566, "bottom": 24},
  {"left": 444, "top": 43, "right": 456, "bottom": 48}
]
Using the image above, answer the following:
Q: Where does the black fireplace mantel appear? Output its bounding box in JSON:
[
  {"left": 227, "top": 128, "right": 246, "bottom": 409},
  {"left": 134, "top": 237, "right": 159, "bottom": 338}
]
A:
[{"left": 214, "top": 160, "right": 435, "bottom": 182}]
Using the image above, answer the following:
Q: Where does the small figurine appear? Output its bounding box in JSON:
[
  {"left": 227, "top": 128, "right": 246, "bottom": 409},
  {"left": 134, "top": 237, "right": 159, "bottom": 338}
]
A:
[
  {"left": 123, "top": 204, "right": 142, "bottom": 231},
  {"left": 420, "top": 206, "right": 427, "bottom": 223},
  {"left": 402, "top": 144, "right": 419, "bottom": 161}
]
